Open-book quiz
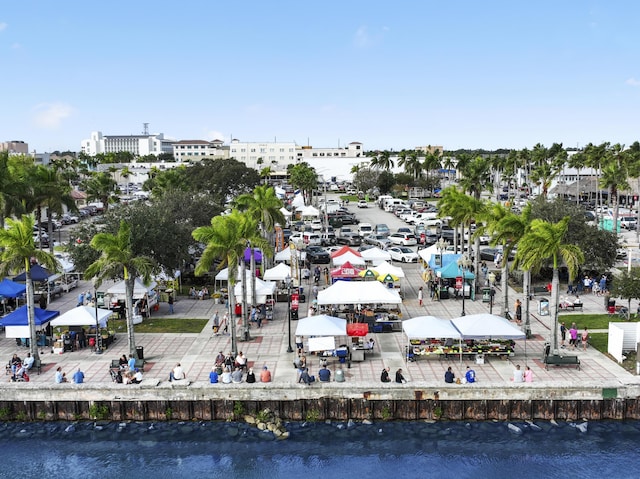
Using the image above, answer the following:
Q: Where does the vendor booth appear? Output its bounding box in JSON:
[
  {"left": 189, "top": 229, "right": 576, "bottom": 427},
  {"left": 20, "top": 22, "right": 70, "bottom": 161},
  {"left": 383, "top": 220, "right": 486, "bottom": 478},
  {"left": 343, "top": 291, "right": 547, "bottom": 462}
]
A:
[
  {"left": 332, "top": 251, "right": 366, "bottom": 266},
  {"left": 402, "top": 315, "right": 462, "bottom": 361},
  {"left": 450, "top": 313, "right": 525, "bottom": 360},
  {"left": 360, "top": 247, "right": 391, "bottom": 264},
  {"left": 0, "top": 306, "right": 59, "bottom": 344},
  {"left": 330, "top": 261, "right": 362, "bottom": 281},
  {"left": 263, "top": 263, "right": 291, "bottom": 281},
  {"left": 294, "top": 315, "right": 351, "bottom": 364},
  {"left": 51, "top": 305, "right": 115, "bottom": 349},
  {"left": 105, "top": 278, "right": 158, "bottom": 319},
  {"left": 0, "top": 279, "right": 26, "bottom": 314}
]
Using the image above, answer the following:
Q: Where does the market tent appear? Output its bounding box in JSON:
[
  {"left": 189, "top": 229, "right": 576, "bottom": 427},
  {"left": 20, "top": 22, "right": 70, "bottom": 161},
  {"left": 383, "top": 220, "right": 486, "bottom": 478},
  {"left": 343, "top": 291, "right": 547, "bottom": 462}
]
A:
[
  {"left": 360, "top": 247, "right": 391, "bottom": 264},
  {"left": 0, "top": 278, "right": 26, "bottom": 298},
  {"left": 451, "top": 313, "right": 525, "bottom": 340},
  {"left": 279, "top": 206, "right": 292, "bottom": 217},
  {"left": 13, "top": 264, "right": 56, "bottom": 282},
  {"left": 294, "top": 314, "right": 347, "bottom": 336},
  {"left": 214, "top": 268, "right": 248, "bottom": 281},
  {"left": 373, "top": 261, "right": 405, "bottom": 279},
  {"left": 358, "top": 268, "right": 378, "bottom": 280},
  {"left": 243, "top": 247, "right": 263, "bottom": 263},
  {"left": 378, "top": 273, "right": 399, "bottom": 283},
  {"left": 263, "top": 263, "right": 291, "bottom": 281},
  {"left": 106, "top": 278, "right": 157, "bottom": 298},
  {"left": 418, "top": 243, "right": 456, "bottom": 264},
  {"left": 299, "top": 205, "right": 320, "bottom": 217},
  {"left": 50, "top": 305, "right": 112, "bottom": 328},
  {"left": 436, "top": 259, "right": 475, "bottom": 280},
  {"left": 330, "top": 261, "right": 362, "bottom": 279},
  {"left": 291, "top": 194, "right": 305, "bottom": 209},
  {"left": 234, "top": 277, "right": 276, "bottom": 304},
  {"left": 317, "top": 280, "right": 402, "bottom": 305},
  {"left": 0, "top": 305, "right": 60, "bottom": 338},
  {"left": 402, "top": 315, "right": 461, "bottom": 340},
  {"left": 274, "top": 248, "right": 306, "bottom": 263},
  {"left": 330, "top": 245, "right": 361, "bottom": 259},
  {"left": 332, "top": 251, "right": 366, "bottom": 266}
]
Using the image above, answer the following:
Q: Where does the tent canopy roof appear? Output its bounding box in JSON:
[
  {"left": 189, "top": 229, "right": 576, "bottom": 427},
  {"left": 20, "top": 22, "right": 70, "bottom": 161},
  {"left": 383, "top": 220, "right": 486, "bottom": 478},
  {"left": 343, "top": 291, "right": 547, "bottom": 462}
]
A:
[
  {"left": 451, "top": 313, "right": 525, "bottom": 339},
  {"left": 50, "top": 305, "right": 113, "bottom": 327},
  {"left": 0, "top": 278, "right": 26, "bottom": 298},
  {"left": 294, "top": 315, "right": 347, "bottom": 336},
  {"left": 402, "top": 316, "right": 461, "bottom": 340},
  {"left": 263, "top": 263, "right": 291, "bottom": 281},
  {"left": 0, "top": 305, "right": 59, "bottom": 326},
  {"left": 317, "top": 280, "right": 402, "bottom": 305}
]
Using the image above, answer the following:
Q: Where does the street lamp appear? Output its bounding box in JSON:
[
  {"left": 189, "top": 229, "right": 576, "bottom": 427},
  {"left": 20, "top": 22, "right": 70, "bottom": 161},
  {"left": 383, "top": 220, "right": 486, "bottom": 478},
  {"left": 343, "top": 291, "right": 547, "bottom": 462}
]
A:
[
  {"left": 286, "top": 274, "right": 293, "bottom": 353},
  {"left": 457, "top": 254, "right": 472, "bottom": 316},
  {"left": 435, "top": 238, "right": 449, "bottom": 267},
  {"left": 92, "top": 277, "right": 102, "bottom": 354}
]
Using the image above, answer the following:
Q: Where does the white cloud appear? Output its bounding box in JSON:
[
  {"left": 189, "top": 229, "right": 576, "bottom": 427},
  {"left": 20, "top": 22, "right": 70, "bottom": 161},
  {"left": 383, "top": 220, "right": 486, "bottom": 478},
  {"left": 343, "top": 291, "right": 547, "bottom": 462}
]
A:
[
  {"left": 626, "top": 78, "right": 640, "bottom": 87},
  {"left": 354, "top": 26, "right": 370, "bottom": 48},
  {"left": 0, "top": 22, "right": 7, "bottom": 32},
  {"left": 205, "top": 130, "right": 226, "bottom": 142},
  {"left": 32, "top": 102, "right": 73, "bottom": 129}
]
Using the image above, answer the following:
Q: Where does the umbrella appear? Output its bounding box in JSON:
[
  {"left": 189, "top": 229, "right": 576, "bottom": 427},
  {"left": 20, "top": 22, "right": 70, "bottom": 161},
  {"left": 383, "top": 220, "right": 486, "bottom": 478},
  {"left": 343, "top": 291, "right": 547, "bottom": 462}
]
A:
[
  {"left": 358, "top": 268, "right": 378, "bottom": 277},
  {"left": 378, "top": 273, "right": 399, "bottom": 283}
]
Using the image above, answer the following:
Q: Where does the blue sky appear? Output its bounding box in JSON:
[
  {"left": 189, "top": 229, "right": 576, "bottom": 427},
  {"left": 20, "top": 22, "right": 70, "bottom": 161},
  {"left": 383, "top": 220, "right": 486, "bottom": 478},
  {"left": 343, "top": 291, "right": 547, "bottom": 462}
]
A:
[{"left": 1, "top": 1, "right": 640, "bottom": 153}]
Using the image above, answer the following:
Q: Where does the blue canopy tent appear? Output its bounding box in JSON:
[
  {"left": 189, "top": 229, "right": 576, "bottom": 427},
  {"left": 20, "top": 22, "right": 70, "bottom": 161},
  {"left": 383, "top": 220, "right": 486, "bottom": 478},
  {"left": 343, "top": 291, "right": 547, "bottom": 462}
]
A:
[
  {"left": 0, "top": 305, "right": 60, "bottom": 339},
  {"left": 243, "top": 248, "right": 263, "bottom": 264},
  {"left": 0, "top": 278, "right": 26, "bottom": 298},
  {"left": 436, "top": 260, "right": 475, "bottom": 280},
  {"left": 13, "top": 264, "right": 54, "bottom": 282},
  {"left": 428, "top": 252, "right": 459, "bottom": 271}
]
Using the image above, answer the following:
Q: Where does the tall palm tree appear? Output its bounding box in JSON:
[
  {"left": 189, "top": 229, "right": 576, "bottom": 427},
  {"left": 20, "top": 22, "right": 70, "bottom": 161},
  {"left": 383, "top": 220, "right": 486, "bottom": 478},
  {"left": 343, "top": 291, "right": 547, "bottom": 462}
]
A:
[
  {"left": 82, "top": 171, "right": 118, "bottom": 211},
  {"left": 192, "top": 211, "right": 267, "bottom": 355},
  {"left": 0, "top": 151, "right": 27, "bottom": 227},
  {"left": 529, "top": 143, "right": 567, "bottom": 198},
  {"left": 599, "top": 144, "right": 630, "bottom": 233},
  {"left": 0, "top": 215, "right": 59, "bottom": 362},
  {"left": 377, "top": 150, "right": 394, "bottom": 171},
  {"left": 398, "top": 150, "right": 422, "bottom": 180},
  {"left": 458, "top": 156, "right": 493, "bottom": 202},
  {"left": 515, "top": 217, "right": 584, "bottom": 351},
  {"left": 85, "top": 221, "right": 155, "bottom": 357}
]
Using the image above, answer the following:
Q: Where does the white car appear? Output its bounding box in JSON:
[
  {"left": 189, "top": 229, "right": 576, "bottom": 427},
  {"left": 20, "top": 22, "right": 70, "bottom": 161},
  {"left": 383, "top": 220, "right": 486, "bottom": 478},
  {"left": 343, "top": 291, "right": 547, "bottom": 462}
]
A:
[
  {"left": 358, "top": 223, "right": 373, "bottom": 237},
  {"left": 414, "top": 218, "right": 443, "bottom": 228},
  {"left": 357, "top": 200, "right": 368, "bottom": 208},
  {"left": 388, "top": 233, "right": 418, "bottom": 246},
  {"left": 388, "top": 246, "right": 419, "bottom": 263}
]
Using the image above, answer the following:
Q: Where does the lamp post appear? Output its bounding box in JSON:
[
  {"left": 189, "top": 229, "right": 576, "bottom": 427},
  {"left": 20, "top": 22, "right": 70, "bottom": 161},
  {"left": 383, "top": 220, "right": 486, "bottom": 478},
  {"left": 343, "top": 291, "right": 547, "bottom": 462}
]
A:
[
  {"left": 92, "top": 278, "right": 102, "bottom": 354},
  {"left": 457, "top": 254, "right": 472, "bottom": 316},
  {"left": 435, "top": 238, "right": 449, "bottom": 267},
  {"left": 286, "top": 274, "right": 293, "bottom": 353}
]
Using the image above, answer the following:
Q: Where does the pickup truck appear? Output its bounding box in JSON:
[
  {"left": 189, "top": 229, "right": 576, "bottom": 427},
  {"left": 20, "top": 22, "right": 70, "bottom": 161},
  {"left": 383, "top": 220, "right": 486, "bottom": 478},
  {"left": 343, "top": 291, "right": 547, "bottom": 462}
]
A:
[{"left": 61, "top": 277, "right": 79, "bottom": 292}]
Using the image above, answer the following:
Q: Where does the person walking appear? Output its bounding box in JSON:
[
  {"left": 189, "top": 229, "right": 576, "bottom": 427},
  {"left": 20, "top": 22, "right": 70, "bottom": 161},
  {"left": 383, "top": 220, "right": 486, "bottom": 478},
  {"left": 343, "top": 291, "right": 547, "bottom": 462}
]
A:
[
  {"left": 168, "top": 293, "right": 175, "bottom": 314},
  {"left": 418, "top": 286, "right": 423, "bottom": 306},
  {"left": 581, "top": 327, "right": 589, "bottom": 351}
]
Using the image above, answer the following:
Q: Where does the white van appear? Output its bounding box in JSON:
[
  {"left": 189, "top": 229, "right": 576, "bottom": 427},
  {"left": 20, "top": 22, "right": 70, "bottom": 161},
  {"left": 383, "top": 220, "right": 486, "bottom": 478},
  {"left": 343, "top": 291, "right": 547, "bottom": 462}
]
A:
[
  {"left": 302, "top": 232, "right": 321, "bottom": 246},
  {"left": 384, "top": 199, "right": 404, "bottom": 212},
  {"left": 377, "top": 195, "right": 393, "bottom": 209}
]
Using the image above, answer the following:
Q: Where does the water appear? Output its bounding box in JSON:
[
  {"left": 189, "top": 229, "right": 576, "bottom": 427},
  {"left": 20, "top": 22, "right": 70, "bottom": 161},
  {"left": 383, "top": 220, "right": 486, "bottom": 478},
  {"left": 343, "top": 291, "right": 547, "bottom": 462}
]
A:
[{"left": 0, "top": 420, "right": 638, "bottom": 478}]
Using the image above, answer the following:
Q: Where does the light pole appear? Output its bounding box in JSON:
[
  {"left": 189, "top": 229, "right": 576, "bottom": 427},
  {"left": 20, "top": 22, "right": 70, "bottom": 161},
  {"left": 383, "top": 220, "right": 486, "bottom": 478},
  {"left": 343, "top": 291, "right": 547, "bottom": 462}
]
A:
[
  {"left": 286, "top": 274, "right": 293, "bottom": 353},
  {"left": 435, "top": 238, "right": 449, "bottom": 267},
  {"left": 92, "top": 278, "right": 102, "bottom": 354},
  {"left": 457, "top": 254, "right": 472, "bottom": 316}
]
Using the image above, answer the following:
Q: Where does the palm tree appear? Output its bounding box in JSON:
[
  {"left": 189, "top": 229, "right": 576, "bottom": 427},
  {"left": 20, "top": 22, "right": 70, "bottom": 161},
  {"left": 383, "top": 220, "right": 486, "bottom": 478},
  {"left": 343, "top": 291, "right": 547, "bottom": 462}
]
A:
[
  {"left": 82, "top": 171, "right": 118, "bottom": 211},
  {"left": 377, "top": 150, "right": 394, "bottom": 171},
  {"left": 599, "top": 144, "right": 630, "bottom": 233},
  {"left": 529, "top": 143, "right": 567, "bottom": 198},
  {"left": 458, "top": 156, "right": 493, "bottom": 202},
  {"left": 0, "top": 215, "right": 59, "bottom": 362},
  {"left": 85, "top": 221, "right": 155, "bottom": 358},
  {"left": 0, "top": 151, "right": 27, "bottom": 228},
  {"left": 515, "top": 217, "right": 584, "bottom": 351}
]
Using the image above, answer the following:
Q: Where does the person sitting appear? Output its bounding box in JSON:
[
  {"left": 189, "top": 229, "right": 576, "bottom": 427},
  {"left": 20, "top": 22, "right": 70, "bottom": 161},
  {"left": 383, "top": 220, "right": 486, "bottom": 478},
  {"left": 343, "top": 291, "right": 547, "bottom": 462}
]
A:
[
  {"left": 260, "top": 366, "right": 272, "bottom": 383},
  {"left": 245, "top": 368, "right": 256, "bottom": 384},
  {"left": 10, "top": 354, "right": 22, "bottom": 375},
  {"left": 12, "top": 365, "right": 29, "bottom": 382},
  {"left": 72, "top": 368, "right": 85, "bottom": 384},
  {"left": 512, "top": 364, "right": 524, "bottom": 383},
  {"left": 130, "top": 369, "right": 143, "bottom": 384},
  {"left": 444, "top": 367, "right": 455, "bottom": 384},
  {"left": 318, "top": 365, "right": 331, "bottom": 382},
  {"left": 221, "top": 367, "right": 232, "bottom": 384},
  {"left": 22, "top": 353, "right": 34, "bottom": 371},
  {"left": 169, "top": 363, "right": 185, "bottom": 382},
  {"left": 231, "top": 367, "right": 243, "bottom": 384},
  {"left": 224, "top": 352, "right": 234, "bottom": 369},
  {"left": 299, "top": 367, "right": 314, "bottom": 385},
  {"left": 54, "top": 367, "right": 68, "bottom": 384},
  {"left": 381, "top": 367, "right": 391, "bottom": 383},
  {"left": 465, "top": 366, "right": 476, "bottom": 384},
  {"left": 189, "top": 287, "right": 197, "bottom": 299},
  {"left": 235, "top": 351, "right": 247, "bottom": 371},
  {"left": 119, "top": 354, "right": 128, "bottom": 369},
  {"left": 209, "top": 367, "right": 219, "bottom": 384},
  {"left": 395, "top": 368, "right": 407, "bottom": 384}
]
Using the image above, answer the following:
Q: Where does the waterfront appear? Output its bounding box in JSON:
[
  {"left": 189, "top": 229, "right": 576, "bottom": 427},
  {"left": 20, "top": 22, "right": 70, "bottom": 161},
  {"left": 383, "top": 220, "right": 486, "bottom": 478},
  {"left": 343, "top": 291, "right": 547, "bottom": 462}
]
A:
[{"left": 2, "top": 420, "right": 639, "bottom": 478}]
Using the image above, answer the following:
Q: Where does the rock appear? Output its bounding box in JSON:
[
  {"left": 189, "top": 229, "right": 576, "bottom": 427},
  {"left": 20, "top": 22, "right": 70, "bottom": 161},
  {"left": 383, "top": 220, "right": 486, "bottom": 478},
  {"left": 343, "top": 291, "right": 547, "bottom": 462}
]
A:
[
  {"left": 64, "top": 425, "right": 76, "bottom": 433},
  {"left": 244, "top": 415, "right": 256, "bottom": 424},
  {"left": 550, "top": 419, "right": 558, "bottom": 427},
  {"left": 257, "top": 422, "right": 267, "bottom": 431},
  {"left": 526, "top": 421, "right": 542, "bottom": 432},
  {"left": 347, "top": 419, "right": 355, "bottom": 429},
  {"left": 508, "top": 423, "right": 522, "bottom": 435},
  {"left": 362, "top": 419, "right": 373, "bottom": 425},
  {"left": 267, "top": 423, "right": 277, "bottom": 432},
  {"left": 227, "top": 427, "right": 239, "bottom": 437},
  {"left": 576, "top": 422, "right": 588, "bottom": 433},
  {"left": 279, "top": 431, "right": 290, "bottom": 440}
]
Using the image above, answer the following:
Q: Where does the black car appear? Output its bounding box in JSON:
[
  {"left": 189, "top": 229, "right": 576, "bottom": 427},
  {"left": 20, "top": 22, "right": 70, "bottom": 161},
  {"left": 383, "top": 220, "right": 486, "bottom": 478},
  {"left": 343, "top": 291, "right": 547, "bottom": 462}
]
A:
[
  {"left": 305, "top": 246, "right": 331, "bottom": 264},
  {"left": 437, "top": 225, "right": 455, "bottom": 240}
]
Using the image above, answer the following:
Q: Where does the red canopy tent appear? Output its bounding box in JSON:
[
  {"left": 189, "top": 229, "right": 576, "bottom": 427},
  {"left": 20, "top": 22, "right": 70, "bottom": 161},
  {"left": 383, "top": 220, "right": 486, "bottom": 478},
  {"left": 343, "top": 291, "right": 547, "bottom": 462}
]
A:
[
  {"left": 330, "top": 245, "right": 361, "bottom": 259},
  {"left": 330, "top": 261, "right": 362, "bottom": 278},
  {"left": 347, "top": 323, "right": 369, "bottom": 337}
]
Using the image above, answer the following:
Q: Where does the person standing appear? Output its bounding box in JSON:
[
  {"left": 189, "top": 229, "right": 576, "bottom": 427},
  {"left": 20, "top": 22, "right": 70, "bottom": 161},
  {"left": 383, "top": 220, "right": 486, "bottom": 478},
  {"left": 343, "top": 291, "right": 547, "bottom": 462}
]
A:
[
  {"left": 212, "top": 311, "right": 220, "bottom": 334},
  {"left": 77, "top": 291, "right": 85, "bottom": 307},
  {"left": 127, "top": 354, "right": 136, "bottom": 372},
  {"left": 515, "top": 299, "right": 522, "bottom": 324},
  {"left": 582, "top": 327, "right": 589, "bottom": 351},
  {"left": 560, "top": 322, "right": 567, "bottom": 348},
  {"left": 569, "top": 324, "right": 578, "bottom": 349},
  {"left": 418, "top": 286, "right": 423, "bottom": 306},
  {"left": 168, "top": 293, "right": 174, "bottom": 314},
  {"left": 395, "top": 368, "right": 407, "bottom": 384}
]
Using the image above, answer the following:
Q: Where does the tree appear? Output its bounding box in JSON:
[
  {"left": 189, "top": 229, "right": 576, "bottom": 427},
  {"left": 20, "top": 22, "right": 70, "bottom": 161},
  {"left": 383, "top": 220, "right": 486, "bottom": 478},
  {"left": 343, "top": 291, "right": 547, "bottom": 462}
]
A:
[
  {"left": 458, "top": 156, "right": 493, "bottom": 201},
  {"left": 529, "top": 143, "right": 567, "bottom": 198},
  {"left": 0, "top": 152, "right": 28, "bottom": 227},
  {"left": 0, "top": 215, "right": 59, "bottom": 362},
  {"left": 377, "top": 171, "right": 396, "bottom": 194},
  {"left": 235, "top": 184, "right": 285, "bottom": 257},
  {"left": 85, "top": 221, "right": 155, "bottom": 357},
  {"left": 192, "top": 211, "right": 267, "bottom": 356},
  {"left": 515, "top": 217, "right": 584, "bottom": 352},
  {"left": 289, "top": 163, "right": 318, "bottom": 205},
  {"left": 353, "top": 168, "right": 380, "bottom": 195},
  {"left": 599, "top": 144, "right": 630, "bottom": 233},
  {"left": 609, "top": 268, "right": 640, "bottom": 320},
  {"left": 82, "top": 172, "right": 118, "bottom": 211}
]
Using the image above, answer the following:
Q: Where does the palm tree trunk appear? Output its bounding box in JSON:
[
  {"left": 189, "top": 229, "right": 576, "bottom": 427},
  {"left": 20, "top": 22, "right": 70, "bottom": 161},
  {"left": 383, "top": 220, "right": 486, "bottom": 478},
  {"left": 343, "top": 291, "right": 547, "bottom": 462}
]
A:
[
  {"left": 523, "top": 270, "right": 531, "bottom": 338},
  {"left": 125, "top": 277, "right": 137, "bottom": 358},
  {"left": 26, "top": 269, "right": 40, "bottom": 362},
  {"left": 551, "top": 268, "right": 560, "bottom": 353},
  {"left": 228, "top": 280, "right": 238, "bottom": 357},
  {"left": 241, "top": 255, "right": 249, "bottom": 341},
  {"left": 501, "top": 259, "right": 509, "bottom": 317}
]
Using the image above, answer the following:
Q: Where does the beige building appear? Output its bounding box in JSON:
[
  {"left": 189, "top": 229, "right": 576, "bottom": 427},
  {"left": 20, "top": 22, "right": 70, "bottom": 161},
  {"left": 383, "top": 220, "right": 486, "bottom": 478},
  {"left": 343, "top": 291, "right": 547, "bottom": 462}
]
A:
[{"left": 0, "top": 140, "right": 29, "bottom": 155}]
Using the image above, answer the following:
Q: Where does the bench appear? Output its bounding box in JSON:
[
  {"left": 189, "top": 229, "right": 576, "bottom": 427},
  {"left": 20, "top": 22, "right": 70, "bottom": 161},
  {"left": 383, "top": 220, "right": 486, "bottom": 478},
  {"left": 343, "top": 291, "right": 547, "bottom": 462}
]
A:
[
  {"left": 532, "top": 286, "right": 548, "bottom": 296},
  {"left": 110, "top": 359, "right": 145, "bottom": 371},
  {"left": 543, "top": 354, "right": 580, "bottom": 370}
]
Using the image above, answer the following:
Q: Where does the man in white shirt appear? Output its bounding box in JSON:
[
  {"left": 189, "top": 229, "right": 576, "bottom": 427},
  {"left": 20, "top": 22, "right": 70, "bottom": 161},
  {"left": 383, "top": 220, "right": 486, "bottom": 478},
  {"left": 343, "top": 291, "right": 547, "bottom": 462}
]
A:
[
  {"left": 512, "top": 364, "right": 524, "bottom": 383},
  {"left": 169, "top": 363, "right": 185, "bottom": 381},
  {"left": 23, "top": 353, "right": 35, "bottom": 371}
]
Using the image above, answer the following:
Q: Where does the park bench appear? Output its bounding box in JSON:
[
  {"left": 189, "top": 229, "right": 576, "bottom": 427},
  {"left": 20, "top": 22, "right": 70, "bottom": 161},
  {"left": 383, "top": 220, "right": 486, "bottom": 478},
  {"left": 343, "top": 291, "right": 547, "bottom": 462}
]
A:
[
  {"left": 110, "top": 359, "right": 145, "bottom": 371},
  {"left": 543, "top": 354, "right": 580, "bottom": 370},
  {"left": 532, "top": 286, "right": 548, "bottom": 296}
]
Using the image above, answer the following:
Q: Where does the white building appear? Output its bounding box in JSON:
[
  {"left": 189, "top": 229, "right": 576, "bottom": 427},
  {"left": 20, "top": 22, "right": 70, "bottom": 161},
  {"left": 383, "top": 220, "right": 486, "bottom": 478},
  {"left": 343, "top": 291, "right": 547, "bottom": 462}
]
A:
[
  {"left": 81, "top": 131, "right": 174, "bottom": 157},
  {"left": 228, "top": 139, "right": 298, "bottom": 170},
  {"left": 173, "top": 139, "right": 228, "bottom": 161},
  {"left": 298, "top": 141, "right": 364, "bottom": 160}
]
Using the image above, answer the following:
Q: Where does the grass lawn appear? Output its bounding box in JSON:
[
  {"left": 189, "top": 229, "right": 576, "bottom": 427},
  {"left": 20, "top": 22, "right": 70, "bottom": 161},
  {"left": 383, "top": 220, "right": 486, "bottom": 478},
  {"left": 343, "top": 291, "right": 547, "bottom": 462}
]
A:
[
  {"left": 556, "top": 313, "right": 627, "bottom": 329},
  {"left": 589, "top": 332, "right": 637, "bottom": 374},
  {"left": 108, "top": 317, "right": 208, "bottom": 334}
]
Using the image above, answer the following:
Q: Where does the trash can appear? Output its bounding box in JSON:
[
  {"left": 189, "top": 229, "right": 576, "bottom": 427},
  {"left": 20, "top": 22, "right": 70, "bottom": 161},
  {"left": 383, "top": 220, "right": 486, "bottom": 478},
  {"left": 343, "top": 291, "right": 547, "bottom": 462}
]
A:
[
  {"left": 482, "top": 287, "right": 491, "bottom": 303},
  {"left": 290, "top": 309, "right": 299, "bottom": 321},
  {"left": 136, "top": 346, "right": 144, "bottom": 360},
  {"left": 538, "top": 298, "right": 549, "bottom": 316},
  {"left": 607, "top": 299, "right": 616, "bottom": 315}
]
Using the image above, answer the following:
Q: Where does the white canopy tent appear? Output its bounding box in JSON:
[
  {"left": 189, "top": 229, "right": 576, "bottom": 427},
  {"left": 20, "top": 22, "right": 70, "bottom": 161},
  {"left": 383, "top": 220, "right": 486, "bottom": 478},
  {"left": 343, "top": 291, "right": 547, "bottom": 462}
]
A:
[
  {"left": 332, "top": 251, "right": 366, "bottom": 266},
  {"left": 106, "top": 278, "right": 157, "bottom": 298},
  {"left": 279, "top": 206, "right": 292, "bottom": 217},
  {"left": 451, "top": 313, "right": 526, "bottom": 340},
  {"left": 234, "top": 277, "right": 276, "bottom": 304},
  {"left": 294, "top": 314, "right": 347, "bottom": 336},
  {"left": 360, "top": 247, "right": 392, "bottom": 264},
  {"left": 299, "top": 205, "right": 320, "bottom": 217},
  {"left": 51, "top": 306, "right": 113, "bottom": 328},
  {"left": 402, "top": 315, "right": 462, "bottom": 340},
  {"left": 214, "top": 267, "right": 247, "bottom": 282},
  {"left": 372, "top": 261, "right": 405, "bottom": 278},
  {"left": 317, "top": 281, "right": 402, "bottom": 305},
  {"left": 291, "top": 194, "right": 305, "bottom": 209},
  {"left": 274, "top": 248, "right": 307, "bottom": 263},
  {"left": 263, "top": 263, "right": 291, "bottom": 281},
  {"left": 418, "top": 243, "right": 456, "bottom": 263}
]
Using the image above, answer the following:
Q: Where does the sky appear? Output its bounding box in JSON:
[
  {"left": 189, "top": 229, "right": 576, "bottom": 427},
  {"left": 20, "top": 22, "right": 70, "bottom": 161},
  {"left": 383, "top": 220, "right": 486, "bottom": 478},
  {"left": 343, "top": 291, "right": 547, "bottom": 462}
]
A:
[{"left": 2, "top": 1, "right": 640, "bottom": 154}]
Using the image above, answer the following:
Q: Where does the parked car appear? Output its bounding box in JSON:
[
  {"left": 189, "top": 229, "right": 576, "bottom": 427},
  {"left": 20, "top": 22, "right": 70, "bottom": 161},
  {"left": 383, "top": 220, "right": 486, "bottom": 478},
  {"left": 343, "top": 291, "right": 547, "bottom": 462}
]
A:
[
  {"left": 480, "top": 247, "right": 514, "bottom": 262},
  {"left": 357, "top": 200, "right": 368, "bottom": 208},
  {"left": 305, "top": 245, "right": 331, "bottom": 264},
  {"left": 396, "top": 227, "right": 413, "bottom": 235},
  {"left": 364, "top": 234, "right": 390, "bottom": 249},
  {"left": 388, "top": 233, "right": 418, "bottom": 246},
  {"left": 388, "top": 246, "right": 419, "bottom": 263},
  {"left": 374, "top": 224, "right": 390, "bottom": 236},
  {"left": 61, "top": 214, "right": 79, "bottom": 225},
  {"left": 620, "top": 216, "right": 637, "bottom": 230},
  {"left": 358, "top": 223, "right": 373, "bottom": 237},
  {"left": 337, "top": 231, "right": 362, "bottom": 246},
  {"left": 320, "top": 231, "right": 337, "bottom": 246}
]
